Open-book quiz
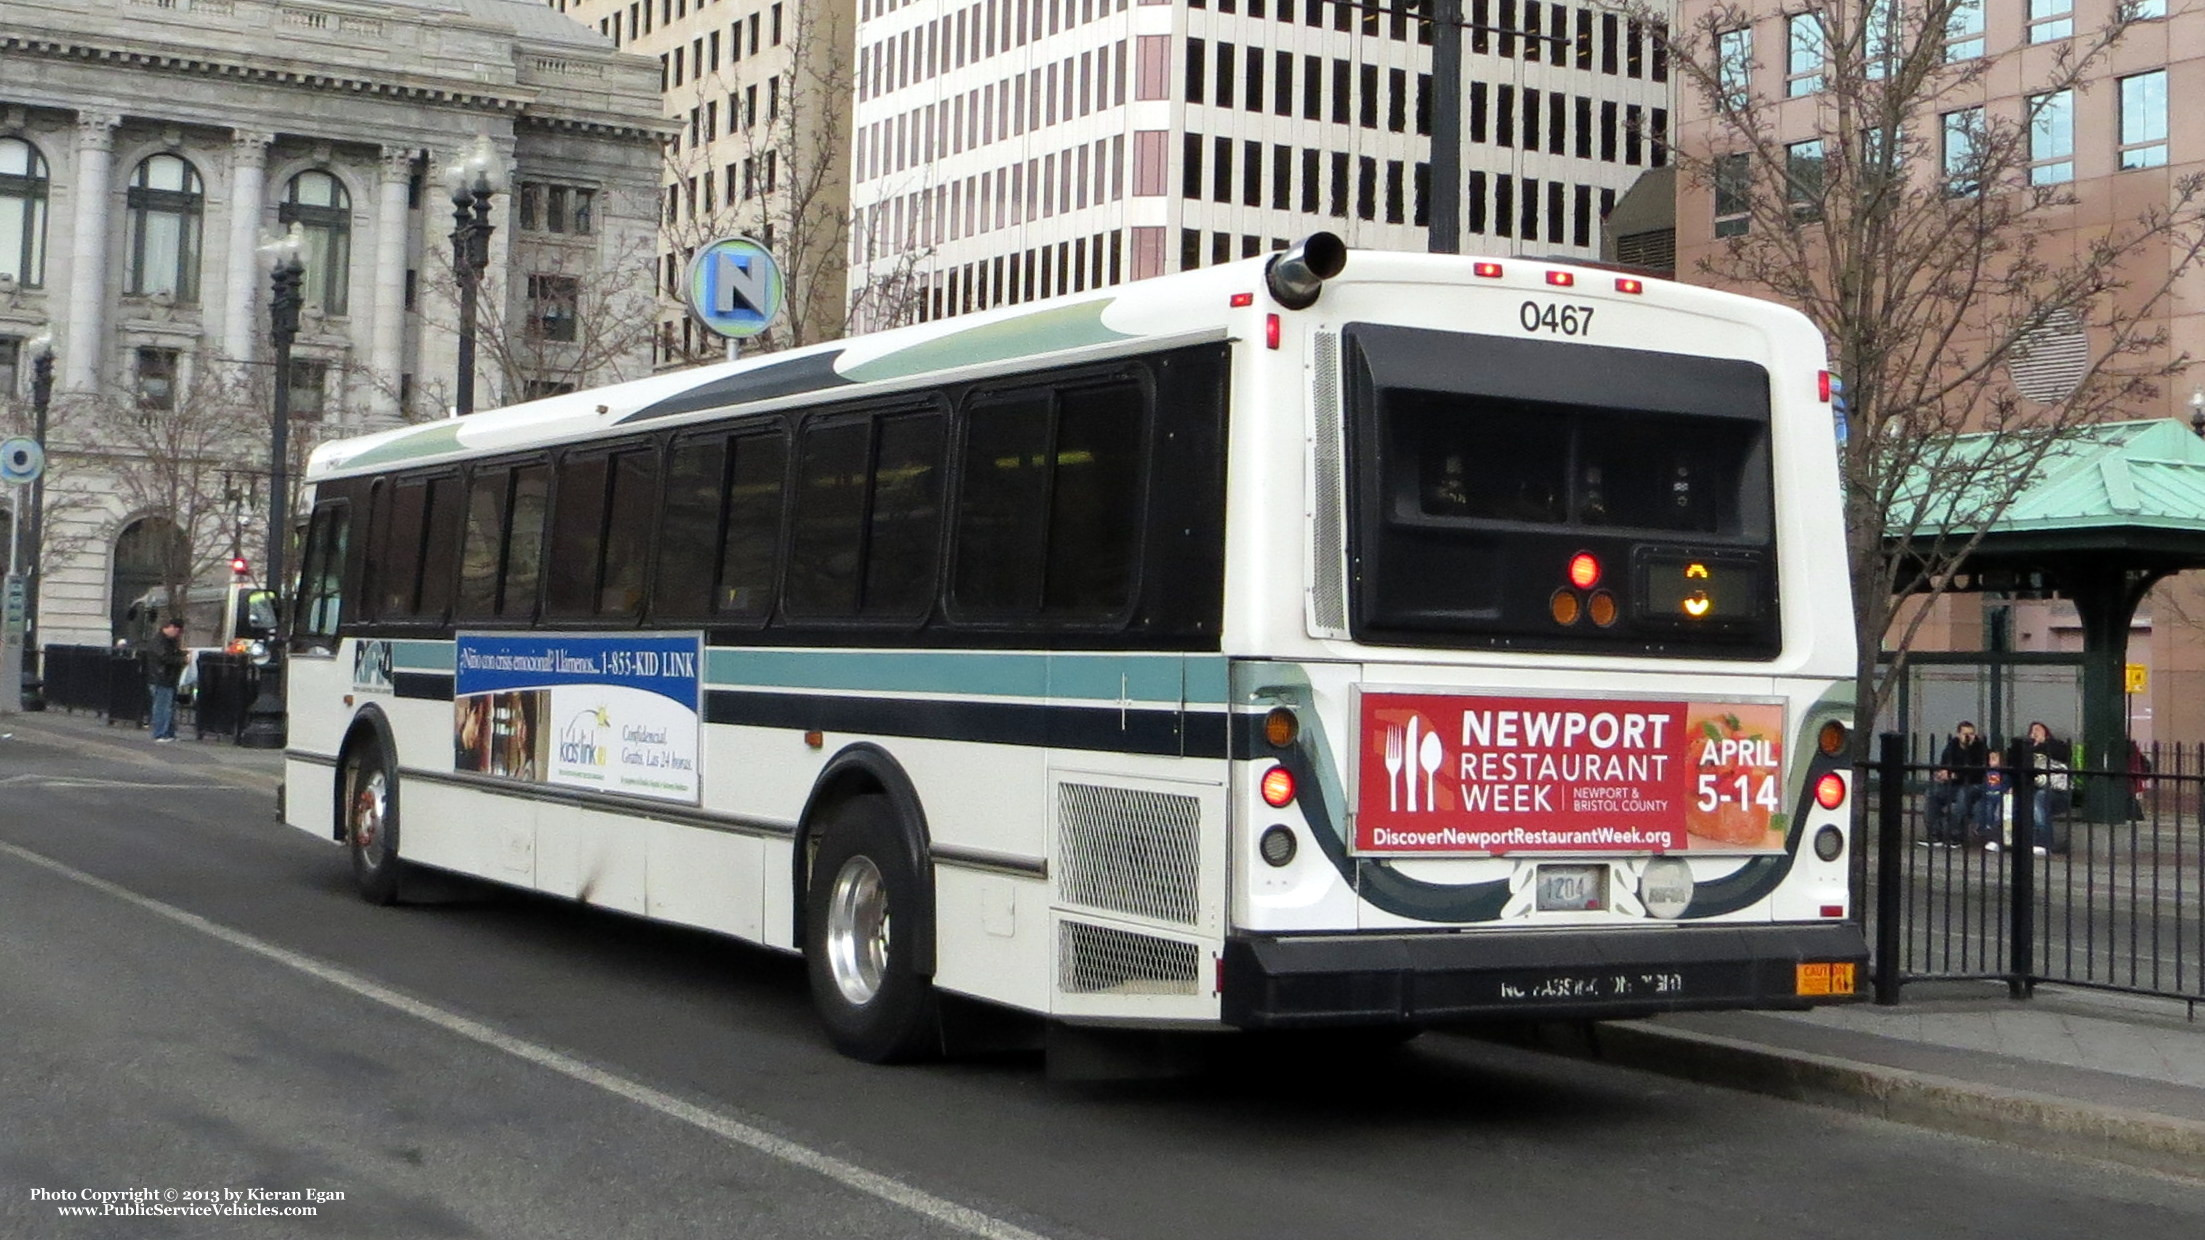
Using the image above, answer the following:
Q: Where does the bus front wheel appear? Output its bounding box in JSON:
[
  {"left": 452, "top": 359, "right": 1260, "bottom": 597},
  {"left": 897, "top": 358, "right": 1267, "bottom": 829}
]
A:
[
  {"left": 345, "top": 744, "right": 407, "bottom": 905},
  {"left": 804, "top": 797, "right": 937, "bottom": 1062}
]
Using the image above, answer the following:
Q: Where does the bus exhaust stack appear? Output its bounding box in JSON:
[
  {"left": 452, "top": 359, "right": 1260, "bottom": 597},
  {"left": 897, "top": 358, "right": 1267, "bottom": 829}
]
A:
[{"left": 1265, "top": 233, "right": 1347, "bottom": 310}]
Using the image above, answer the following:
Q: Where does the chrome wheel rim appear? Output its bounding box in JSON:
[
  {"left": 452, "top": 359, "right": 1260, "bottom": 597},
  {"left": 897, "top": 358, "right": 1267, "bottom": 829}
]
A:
[
  {"left": 351, "top": 767, "right": 389, "bottom": 866},
  {"left": 825, "top": 855, "right": 889, "bottom": 1006}
]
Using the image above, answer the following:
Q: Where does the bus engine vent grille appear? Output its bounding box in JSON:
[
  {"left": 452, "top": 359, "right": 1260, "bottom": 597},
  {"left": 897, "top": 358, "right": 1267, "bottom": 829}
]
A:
[
  {"left": 1057, "top": 782, "right": 1200, "bottom": 926},
  {"left": 1309, "top": 330, "right": 1349, "bottom": 636},
  {"left": 1058, "top": 920, "right": 1201, "bottom": 996}
]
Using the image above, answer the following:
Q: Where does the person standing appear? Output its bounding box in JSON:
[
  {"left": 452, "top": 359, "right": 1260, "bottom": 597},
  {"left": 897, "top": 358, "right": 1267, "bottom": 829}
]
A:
[
  {"left": 1924, "top": 720, "right": 1988, "bottom": 846},
  {"left": 148, "top": 618, "right": 186, "bottom": 743}
]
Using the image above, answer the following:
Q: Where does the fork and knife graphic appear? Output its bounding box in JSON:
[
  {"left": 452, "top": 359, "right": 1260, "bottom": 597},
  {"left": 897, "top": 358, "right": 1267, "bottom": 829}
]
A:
[{"left": 1382, "top": 716, "right": 1444, "bottom": 812}]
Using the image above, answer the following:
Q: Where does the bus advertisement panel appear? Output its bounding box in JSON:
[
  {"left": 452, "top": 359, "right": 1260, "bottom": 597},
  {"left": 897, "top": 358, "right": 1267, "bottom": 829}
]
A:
[
  {"left": 1353, "top": 693, "right": 1788, "bottom": 855},
  {"left": 453, "top": 633, "right": 702, "bottom": 803}
]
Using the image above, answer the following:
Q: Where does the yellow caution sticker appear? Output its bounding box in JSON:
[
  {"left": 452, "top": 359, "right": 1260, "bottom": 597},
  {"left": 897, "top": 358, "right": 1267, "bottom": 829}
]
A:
[{"left": 1796, "top": 962, "right": 1858, "bottom": 997}]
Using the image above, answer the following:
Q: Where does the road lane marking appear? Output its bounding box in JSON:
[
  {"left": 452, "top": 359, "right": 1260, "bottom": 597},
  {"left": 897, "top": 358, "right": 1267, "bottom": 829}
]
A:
[
  {"left": 0, "top": 840, "right": 1055, "bottom": 1240},
  {"left": 0, "top": 775, "right": 236, "bottom": 790}
]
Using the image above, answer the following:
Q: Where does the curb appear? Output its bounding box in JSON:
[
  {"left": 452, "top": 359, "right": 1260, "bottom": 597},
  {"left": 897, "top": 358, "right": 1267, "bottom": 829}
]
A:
[{"left": 1581, "top": 1019, "right": 2205, "bottom": 1183}]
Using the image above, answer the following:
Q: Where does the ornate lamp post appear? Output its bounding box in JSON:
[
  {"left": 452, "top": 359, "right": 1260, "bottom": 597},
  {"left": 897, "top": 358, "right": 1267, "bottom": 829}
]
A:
[
  {"left": 239, "top": 226, "right": 305, "bottom": 750},
  {"left": 443, "top": 134, "right": 508, "bottom": 415}
]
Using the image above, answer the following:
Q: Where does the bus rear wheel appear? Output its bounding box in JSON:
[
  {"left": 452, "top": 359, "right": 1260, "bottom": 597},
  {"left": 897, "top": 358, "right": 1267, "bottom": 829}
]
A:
[
  {"left": 345, "top": 744, "right": 407, "bottom": 905},
  {"left": 805, "top": 797, "right": 937, "bottom": 1063}
]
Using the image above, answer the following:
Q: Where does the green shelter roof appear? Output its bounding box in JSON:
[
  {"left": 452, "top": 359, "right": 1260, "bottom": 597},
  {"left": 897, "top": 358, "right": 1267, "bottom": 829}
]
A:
[{"left": 1902, "top": 418, "right": 2205, "bottom": 555}]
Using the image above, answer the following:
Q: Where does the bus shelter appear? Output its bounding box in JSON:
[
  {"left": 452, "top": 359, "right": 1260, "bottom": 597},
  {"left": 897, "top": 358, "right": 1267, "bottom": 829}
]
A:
[{"left": 1890, "top": 417, "right": 2205, "bottom": 820}]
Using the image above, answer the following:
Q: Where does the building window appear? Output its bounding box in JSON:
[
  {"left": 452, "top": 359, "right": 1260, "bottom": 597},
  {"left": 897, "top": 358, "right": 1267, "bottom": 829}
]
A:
[
  {"left": 0, "top": 137, "right": 49, "bottom": 288},
  {"left": 527, "top": 274, "right": 580, "bottom": 342},
  {"left": 1716, "top": 28, "right": 1751, "bottom": 108},
  {"left": 2119, "top": 71, "right": 2168, "bottom": 170},
  {"left": 1714, "top": 153, "right": 1750, "bottom": 237},
  {"left": 1944, "top": 0, "right": 1984, "bottom": 61},
  {"left": 279, "top": 170, "right": 351, "bottom": 317},
  {"left": 0, "top": 336, "right": 19, "bottom": 398},
  {"left": 1943, "top": 107, "right": 1983, "bottom": 196},
  {"left": 1786, "top": 139, "right": 1824, "bottom": 220},
  {"left": 1785, "top": 13, "right": 1824, "bottom": 98},
  {"left": 2029, "top": 90, "right": 2074, "bottom": 185},
  {"left": 287, "top": 358, "right": 327, "bottom": 420},
  {"left": 1865, "top": 0, "right": 1897, "bottom": 79},
  {"left": 125, "top": 154, "right": 205, "bottom": 303},
  {"left": 517, "top": 182, "right": 595, "bottom": 235},
  {"left": 136, "top": 347, "right": 180, "bottom": 410},
  {"left": 2026, "top": 0, "right": 2071, "bottom": 44}
]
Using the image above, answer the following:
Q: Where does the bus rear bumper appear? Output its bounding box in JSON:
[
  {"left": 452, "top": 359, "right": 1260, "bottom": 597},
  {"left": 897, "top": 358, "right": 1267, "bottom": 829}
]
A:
[{"left": 1219, "top": 922, "right": 1868, "bottom": 1028}]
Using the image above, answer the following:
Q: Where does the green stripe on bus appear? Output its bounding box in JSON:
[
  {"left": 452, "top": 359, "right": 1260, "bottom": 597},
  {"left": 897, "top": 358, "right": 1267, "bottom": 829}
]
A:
[
  {"left": 837, "top": 299, "right": 1128, "bottom": 384},
  {"left": 333, "top": 421, "right": 468, "bottom": 470},
  {"left": 702, "top": 648, "right": 1227, "bottom": 703}
]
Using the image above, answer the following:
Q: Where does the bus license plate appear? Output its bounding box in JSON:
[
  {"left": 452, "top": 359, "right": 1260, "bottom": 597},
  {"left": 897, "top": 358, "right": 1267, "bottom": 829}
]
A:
[{"left": 1536, "top": 865, "right": 1608, "bottom": 912}]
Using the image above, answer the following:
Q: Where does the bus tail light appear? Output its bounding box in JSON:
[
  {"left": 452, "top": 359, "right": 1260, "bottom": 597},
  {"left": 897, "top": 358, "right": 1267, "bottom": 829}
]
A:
[
  {"left": 1814, "top": 825, "right": 1845, "bottom": 861},
  {"left": 1814, "top": 772, "right": 1847, "bottom": 810},
  {"left": 1567, "top": 551, "right": 1601, "bottom": 589},
  {"left": 1260, "top": 766, "right": 1297, "bottom": 808},
  {"left": 1586, "top": 590, "right": 1619, "bottom": 627},
  {"left": 1259, "top": 825, "right": 1298, "bottom": 866},
  {"left": 1266, "top": 313, "right": 1281, "bottom": 349},
  {"left": 1264, "top": 232, "right": 1347, "bottom": 310},
  {"left": 1818, "top": 370, "right": 1833, "bottom": 402}
]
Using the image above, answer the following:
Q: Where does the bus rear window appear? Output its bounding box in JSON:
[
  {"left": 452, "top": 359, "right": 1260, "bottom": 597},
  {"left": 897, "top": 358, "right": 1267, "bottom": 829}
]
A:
[{"left": 1346, "top": 324, "right": 1779, "bottom": 658}]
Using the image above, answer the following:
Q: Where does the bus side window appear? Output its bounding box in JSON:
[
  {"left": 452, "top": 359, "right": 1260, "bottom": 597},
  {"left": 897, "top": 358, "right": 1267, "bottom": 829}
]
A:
[
  {"left": 718, "top": 432, "right": 786, "bottom": 620},
  {"left": 657, "top": 437, "right": 730, "bottom": 618},
  {"left": 456, "top": 468, "right": 510, "bottom": 621},
  {"left": 376, "top": 480, "right": 429, "bottom": 617},
  {"left": 545, "top": 454, "right": 610, "bottom": 617},
  {"left": 293, "top": 503, "right": 349, "bottom": 652},
  {"left": 502, "top": 466, "right": 549, "bottom": 622},
  {"left": 599, "top": 448, "right": 659, "bottom": 620},
  {"left": 417, "top": 475, "right": 464, "bottom": 623}
]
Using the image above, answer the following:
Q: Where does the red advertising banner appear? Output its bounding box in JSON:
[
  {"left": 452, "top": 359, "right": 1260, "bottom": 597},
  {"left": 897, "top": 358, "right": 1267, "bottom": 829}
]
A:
[{"left": 1354, "top": 693, "right": 1788, "bottom": 855}]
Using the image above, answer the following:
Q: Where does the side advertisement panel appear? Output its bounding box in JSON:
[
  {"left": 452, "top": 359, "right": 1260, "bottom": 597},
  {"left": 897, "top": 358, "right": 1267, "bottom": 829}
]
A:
[
  {"left": 1354, "top": 692, "right": 1786, "bottom": 855},
  {"left": 453, "top": 633, "right": 703, "bottom": 804}
]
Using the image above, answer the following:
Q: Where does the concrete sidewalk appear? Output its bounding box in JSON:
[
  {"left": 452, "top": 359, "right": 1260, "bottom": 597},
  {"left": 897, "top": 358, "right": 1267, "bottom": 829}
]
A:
[
  {"left": 0, "top": 703, "right": 285, "bottom": 791},
  {"left": 4, "top": 707, "right": 2200, "bottom": 1180},
  {"left": 1576, "top": 984, "right": 2205, "bottom": 1181}
]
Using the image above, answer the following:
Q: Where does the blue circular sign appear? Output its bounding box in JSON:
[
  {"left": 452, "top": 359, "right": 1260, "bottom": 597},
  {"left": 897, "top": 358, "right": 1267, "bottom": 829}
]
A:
[
  {"left": 0, "top": 436, "right": 43, "bottom": 485},
  {"left": 681, "top": 237, "right": 785, "bottom": 340}
]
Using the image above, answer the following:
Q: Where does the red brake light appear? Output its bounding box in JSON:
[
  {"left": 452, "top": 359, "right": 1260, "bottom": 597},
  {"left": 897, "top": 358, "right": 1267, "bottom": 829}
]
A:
[
  {"left": 1266, "top": 313, "right": 1281, "bottom": 350},
  {"left": 1815, "top": 773, "right": 1847, "bottom": 810},
  {"left": 1614, "top": 277, "right": 1643, "bottom": 294},
  {"left": 230, "top": 557, "right": 249, "bottom": 575},
  {"left": 1567, "top": 552, "right": 1601, "bottom": 590},
  {"left": 1230, "top": 292, "right": 1255, "bottom": 307},
  {"left": 1473, "top": 262, "right": 1504, "bottom": 278},
  {"left": 1818, "top": 370, "right": 1832, "bottom": 403},
  {"left": 1261, "top": 766, "right": 1296, "bottom": 808},
  {"left": 1546, "top": 270, "right": 1575, "bottom": 287}
]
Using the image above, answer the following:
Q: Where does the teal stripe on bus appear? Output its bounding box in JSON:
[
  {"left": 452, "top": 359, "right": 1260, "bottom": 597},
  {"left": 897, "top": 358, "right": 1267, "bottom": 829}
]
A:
[
  {"left": 390, "top": 640, "right": 454, "bottom": 673},
  {"left": 703, "top": 649, "right": 1227, "bottom": 703}
]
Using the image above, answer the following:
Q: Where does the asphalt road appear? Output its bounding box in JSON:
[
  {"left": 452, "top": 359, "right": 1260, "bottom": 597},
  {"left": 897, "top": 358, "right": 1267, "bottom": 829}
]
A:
[{"left": 3, "top": 732, "right": 2202, "bottom": 1239}]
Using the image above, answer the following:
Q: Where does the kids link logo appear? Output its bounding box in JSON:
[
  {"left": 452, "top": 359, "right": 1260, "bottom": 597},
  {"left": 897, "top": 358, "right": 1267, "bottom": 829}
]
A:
[{"left": 559, "top": 706, "right": 612, "bottom": 767}]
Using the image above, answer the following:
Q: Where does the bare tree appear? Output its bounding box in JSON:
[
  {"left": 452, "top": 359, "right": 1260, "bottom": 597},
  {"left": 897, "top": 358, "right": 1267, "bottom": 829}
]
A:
[
  {"left": 1653, "top": 0, "right": 2205, "bottom": 739},
  {"left": 658, "top": 0, "right": 930, "bottom": 365}
]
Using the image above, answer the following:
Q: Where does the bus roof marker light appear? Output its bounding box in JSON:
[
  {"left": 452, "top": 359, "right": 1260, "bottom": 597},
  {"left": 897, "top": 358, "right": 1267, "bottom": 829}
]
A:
[
  {"left": 1546, "top": 270, "right": 1575, "bottom": 287},
  {"left": 1229, "top": 292, "right": 1255, "bottom": 307},
  {"left": 1567, "top": 551, "right": 1601, "bottom": 589},
  {"left": 1263, "top": 232, "right": 1347, "bottom": 310},
  {"left": 1473, "top": 261, "right": 1504, "bottom": 278},
  {"left": 1614, "top": 277, "right": 1643, "bottom": 294}
]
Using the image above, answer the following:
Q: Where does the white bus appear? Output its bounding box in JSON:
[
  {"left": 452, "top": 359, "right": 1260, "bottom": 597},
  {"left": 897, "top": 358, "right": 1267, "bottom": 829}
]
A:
[{"left": 279, "top": 237, "right": 1866, "bottom": 1062}]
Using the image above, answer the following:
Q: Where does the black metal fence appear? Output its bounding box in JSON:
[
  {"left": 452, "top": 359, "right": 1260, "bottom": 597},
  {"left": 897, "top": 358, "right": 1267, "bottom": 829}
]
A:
[
  {"left": 35, "top": 644, "right": 261, "bottom": 738},
  {"left": 1871, "top": 732, "right": 2205, "bottom": 1013}
]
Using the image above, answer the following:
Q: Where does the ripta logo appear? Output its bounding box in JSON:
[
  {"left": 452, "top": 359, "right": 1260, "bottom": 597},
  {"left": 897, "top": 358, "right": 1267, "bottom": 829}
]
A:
[{"left": 559, "top": 706, "right": 612, "bottom": 767}]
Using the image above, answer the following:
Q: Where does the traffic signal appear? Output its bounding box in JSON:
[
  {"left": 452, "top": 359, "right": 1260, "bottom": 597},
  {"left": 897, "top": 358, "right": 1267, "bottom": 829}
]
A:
[{"left": 230, "top": 557, "right": 249, "bottom": 576}]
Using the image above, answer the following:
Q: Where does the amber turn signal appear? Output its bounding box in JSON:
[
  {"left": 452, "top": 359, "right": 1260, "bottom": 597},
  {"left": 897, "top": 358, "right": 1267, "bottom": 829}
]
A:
[
  {"left": 1549, "top": 589, "right": 1582, "bottom": 625},
  {"left": 1818, "top": 719, "right": 1850, "bottom": 756},
  {"left": 1263, "top": 707, "right": 1299, "bottom": 749},
  {"left": 1587, "top": 590, "right": 1619, "bottom": 627}
]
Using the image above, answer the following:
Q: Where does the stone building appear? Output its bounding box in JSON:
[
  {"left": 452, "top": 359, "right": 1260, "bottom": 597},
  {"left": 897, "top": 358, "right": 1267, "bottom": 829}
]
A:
[{"left": 0, "top": 0, "right": 665, "bottom": 650}]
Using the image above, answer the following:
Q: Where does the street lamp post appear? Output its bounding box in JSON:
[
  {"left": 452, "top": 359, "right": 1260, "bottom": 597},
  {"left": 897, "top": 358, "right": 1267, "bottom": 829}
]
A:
[
  {"left": 238, "top": 227, "right": 305, "bottom": 750},
  {"left": 23, "top": 332, "right": 53, "bottom": 707},
  {"left": 444, "top": 135, "right": 508, "bottom": 416}
]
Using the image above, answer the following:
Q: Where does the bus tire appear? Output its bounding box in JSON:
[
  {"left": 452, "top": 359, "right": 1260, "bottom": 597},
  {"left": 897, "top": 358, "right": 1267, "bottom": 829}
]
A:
[
  {"left": 345, "top": 743, "right": 407, "bottom": 905},
  {"left": 805, "top": 797, "right": 938, "bottom": 1063}
]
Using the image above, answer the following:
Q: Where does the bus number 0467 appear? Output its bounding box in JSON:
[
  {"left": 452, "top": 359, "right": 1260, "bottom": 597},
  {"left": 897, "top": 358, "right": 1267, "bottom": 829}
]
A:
[{"left": 1520, "top": 301, "right": 1595, "bottom": 336}]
